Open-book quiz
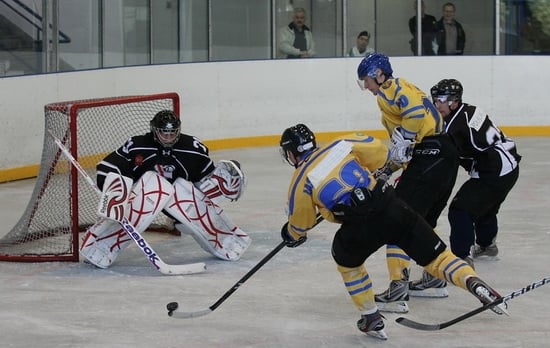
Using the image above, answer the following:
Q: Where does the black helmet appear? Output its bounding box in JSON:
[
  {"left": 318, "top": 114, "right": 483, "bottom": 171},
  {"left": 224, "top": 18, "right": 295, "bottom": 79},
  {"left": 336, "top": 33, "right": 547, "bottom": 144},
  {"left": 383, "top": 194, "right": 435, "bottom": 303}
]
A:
[
  {"left": 150, "top": 110, "right": 181, "bottom": 147},
  {"left": 279, "top": 123, "right": 317, "bottom": 167},
  {"left": 430, "top": 79, "right": 463, "bottom": 103}
]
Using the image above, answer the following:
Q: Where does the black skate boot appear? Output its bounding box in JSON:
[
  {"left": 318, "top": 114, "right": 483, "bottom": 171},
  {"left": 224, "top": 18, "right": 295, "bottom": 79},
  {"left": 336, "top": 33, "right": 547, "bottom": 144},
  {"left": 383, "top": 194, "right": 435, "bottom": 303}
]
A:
[
  {"left": 409, "top": 270, "right": 449, "bottom": 298},
  {"left": 375, "top": 268, "right": 409, "bottom": 313},
  {"left": 466, "top": 276, "right": 508, "bottom": 315},
  {"left": 357, "top": 310, "right": 387, "bottom": 340}
]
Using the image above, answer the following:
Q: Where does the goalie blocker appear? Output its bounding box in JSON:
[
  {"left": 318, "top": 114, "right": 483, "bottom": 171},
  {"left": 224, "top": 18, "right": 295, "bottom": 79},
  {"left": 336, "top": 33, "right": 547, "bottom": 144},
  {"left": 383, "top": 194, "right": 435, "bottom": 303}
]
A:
[{"left": 80, "top": 161, "right": 250, "bottom": 269}]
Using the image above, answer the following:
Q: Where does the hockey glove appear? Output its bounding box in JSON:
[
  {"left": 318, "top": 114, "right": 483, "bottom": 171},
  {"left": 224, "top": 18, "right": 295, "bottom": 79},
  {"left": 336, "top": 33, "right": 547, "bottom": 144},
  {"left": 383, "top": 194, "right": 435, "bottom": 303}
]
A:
[
  {"left": 281, "top": 222, "right": 307, "bottom": 248},
  {"left": 389, "top": 127, "right": 415, "bottom": 165},
  {"left": 332, "top": 180, "right": 394, "bottom": 222}
]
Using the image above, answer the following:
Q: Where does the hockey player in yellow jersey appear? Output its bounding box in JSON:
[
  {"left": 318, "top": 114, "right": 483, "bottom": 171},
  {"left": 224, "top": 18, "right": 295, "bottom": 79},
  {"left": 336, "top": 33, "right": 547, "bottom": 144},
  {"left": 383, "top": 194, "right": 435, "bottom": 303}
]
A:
[
  {"left": 357, "top": 53, "right": 459, "bottom": 313},
  {"left": 279, "top": 124, "right": 506, "bottom": 340}
]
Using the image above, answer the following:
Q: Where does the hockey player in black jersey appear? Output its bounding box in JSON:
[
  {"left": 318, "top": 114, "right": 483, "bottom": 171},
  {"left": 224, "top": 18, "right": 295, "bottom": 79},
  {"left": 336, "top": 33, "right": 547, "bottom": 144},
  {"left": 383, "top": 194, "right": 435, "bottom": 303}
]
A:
[
  {"left": 431, "top": 79, "right": 521, "bottom": 266},
  {"left": 80, "top": 110, "right": 251, "bottom": 269}
]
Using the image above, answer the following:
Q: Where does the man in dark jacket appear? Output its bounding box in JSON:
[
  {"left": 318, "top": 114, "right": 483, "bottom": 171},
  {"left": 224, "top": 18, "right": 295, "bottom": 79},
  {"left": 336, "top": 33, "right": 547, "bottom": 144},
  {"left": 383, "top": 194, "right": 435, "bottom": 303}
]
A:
[
  {"left": 435, "top": 2, "right": 466, "bottom": 55},
  {"left": 409, "top": 0, "right": 438, "bottom": 55}
]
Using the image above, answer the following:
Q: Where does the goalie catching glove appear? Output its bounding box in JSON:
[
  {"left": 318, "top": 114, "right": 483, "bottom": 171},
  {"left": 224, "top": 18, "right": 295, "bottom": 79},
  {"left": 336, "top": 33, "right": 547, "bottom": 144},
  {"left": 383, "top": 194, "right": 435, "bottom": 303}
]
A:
[
  {"left": 389, "top": 127, "right": 415, "bottom": 165},
  {"left": 197, "top": 159, "right": 246, "bottom": 204}
]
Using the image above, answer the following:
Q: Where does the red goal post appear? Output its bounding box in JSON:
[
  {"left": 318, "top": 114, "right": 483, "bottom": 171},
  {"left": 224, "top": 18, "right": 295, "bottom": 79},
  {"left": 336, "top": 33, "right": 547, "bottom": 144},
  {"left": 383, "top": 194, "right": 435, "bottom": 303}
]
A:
[{"left": 0, "top": 92, "right": 180, "bottom": 262}]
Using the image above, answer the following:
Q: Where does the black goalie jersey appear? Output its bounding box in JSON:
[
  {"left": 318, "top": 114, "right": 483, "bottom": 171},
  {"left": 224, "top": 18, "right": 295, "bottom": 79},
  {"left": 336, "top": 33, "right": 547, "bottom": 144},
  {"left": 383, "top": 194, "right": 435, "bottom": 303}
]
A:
[
  {"left": 96, "top": 132, "right": 215, "bottom": 190},
  {"left": 444, "top": 103, "right": 521, "bottom": 179}
]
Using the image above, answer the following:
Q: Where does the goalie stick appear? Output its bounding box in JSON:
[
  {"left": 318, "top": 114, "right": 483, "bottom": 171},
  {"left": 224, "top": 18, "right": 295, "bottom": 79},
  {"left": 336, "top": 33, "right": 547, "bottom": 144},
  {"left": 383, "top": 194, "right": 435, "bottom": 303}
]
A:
[
  {"left": 396, "top": 275, "right": 550, "bottom": 331},
  {"left": 48, "top": 129, "right": 206, "bottom": 276},
  {"left": 167, "top": 214, "right": 324, "bottom": 319}
]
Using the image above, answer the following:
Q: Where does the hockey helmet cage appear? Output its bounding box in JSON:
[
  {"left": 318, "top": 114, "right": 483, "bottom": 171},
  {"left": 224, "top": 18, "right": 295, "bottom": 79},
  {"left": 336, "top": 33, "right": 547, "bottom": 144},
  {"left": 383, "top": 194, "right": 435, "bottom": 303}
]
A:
[
  {"left": 357, "top": 53, "right": 393, "bottom": 80},
  {"left": 150, "top": 110, "right": 181, "bottom": 147},
  {"left": 280, "top": 123, "right": 317, "bottom": 167},
  {"left": 430, "top": 79, "right": 463, "bottom": 103}
]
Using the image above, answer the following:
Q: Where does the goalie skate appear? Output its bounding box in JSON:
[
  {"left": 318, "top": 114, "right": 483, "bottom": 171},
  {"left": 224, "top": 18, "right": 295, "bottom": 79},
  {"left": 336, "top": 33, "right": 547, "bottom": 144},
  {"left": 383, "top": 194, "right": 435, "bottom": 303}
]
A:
[{"left": 175, "top": 223, "right": 250, "bottom": 261}]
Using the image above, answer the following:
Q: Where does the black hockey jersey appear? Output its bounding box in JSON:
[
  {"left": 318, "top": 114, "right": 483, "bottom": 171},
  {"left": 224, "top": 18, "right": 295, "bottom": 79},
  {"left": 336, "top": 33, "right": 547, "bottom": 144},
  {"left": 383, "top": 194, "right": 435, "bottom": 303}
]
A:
[
  {"left": 96, "top": 132, "right": 215, "bottom": 190},
  {"left": 444, "top": 103, "right": 521, "bottom": 178}
]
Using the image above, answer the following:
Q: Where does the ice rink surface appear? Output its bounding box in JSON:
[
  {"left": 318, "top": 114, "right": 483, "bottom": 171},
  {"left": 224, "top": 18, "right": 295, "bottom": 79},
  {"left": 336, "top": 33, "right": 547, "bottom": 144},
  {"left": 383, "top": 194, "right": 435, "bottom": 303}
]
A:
[{"left": 0, "top": 137, "right": 549, "bottom": 348}]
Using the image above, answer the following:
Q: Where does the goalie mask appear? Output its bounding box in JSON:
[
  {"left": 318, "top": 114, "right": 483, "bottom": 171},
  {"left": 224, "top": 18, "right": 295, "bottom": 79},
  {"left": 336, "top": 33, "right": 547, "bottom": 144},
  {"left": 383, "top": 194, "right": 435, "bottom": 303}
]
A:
[
  {"left": 150, "top": 110, "right": 181, "bottom": 148},
  {"left": 280, "top": 123, "right": 317, "bottom": 167}
]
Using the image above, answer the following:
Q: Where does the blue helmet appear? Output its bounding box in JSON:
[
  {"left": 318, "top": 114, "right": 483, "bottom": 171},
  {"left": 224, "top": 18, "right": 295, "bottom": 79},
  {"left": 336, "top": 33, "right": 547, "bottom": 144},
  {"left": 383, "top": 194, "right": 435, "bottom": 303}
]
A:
[{"left": 357, "top": 53, "right": 393, "bottom": 79}]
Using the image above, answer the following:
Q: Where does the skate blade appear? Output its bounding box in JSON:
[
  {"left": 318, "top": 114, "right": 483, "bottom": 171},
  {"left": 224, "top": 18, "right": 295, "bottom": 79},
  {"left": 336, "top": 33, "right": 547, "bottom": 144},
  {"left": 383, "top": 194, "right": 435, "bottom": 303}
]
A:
[
  {"left": 473, "top": 255, "right": 500, "bottom": 261},
  {"left": 491, "top": 302, "right": 510, "bottom": 316},
  {"left": 409, "top": 287, "right": 449, "bottom": 298},
  {"left": 376, "top": 301, "right": 409, "bottom": 313},
  {"left": 366, "top": 329, "right": 388, "bottom": 340}
]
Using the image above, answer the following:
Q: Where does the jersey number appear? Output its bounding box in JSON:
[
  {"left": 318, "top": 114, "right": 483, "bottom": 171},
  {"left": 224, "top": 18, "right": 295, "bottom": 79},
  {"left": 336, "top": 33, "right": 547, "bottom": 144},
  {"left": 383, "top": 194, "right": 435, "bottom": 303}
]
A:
[
  {"left": 193, "top": 137, "right": 207, "bottom": 152},
  {"left": 317, "top": 160, "right": 371, "bottom": 208}
]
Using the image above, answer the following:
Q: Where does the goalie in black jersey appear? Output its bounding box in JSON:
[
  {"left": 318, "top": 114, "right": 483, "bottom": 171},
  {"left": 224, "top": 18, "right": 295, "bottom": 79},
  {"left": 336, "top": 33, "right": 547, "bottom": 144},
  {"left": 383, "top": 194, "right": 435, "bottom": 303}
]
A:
[
  {"left": 431, "top": 79, "right": 521, "bottom": 265},
  {"left": 80, "top": 110, "right": 251, "bottom": 269}
]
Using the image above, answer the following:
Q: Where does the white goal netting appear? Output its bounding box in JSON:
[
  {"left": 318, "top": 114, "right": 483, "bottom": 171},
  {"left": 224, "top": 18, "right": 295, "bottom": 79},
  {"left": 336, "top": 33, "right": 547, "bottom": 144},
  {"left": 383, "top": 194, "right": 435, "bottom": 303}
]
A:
[{"left": 0, "top": 92, "right": 180, "bottom": 262}]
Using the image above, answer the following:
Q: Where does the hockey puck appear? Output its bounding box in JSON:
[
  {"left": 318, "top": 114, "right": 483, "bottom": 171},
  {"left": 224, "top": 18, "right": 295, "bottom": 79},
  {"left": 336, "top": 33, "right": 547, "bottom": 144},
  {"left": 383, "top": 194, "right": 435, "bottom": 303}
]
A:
[{"left": 167, "top": 302, "right": 179, "bottom": 316}]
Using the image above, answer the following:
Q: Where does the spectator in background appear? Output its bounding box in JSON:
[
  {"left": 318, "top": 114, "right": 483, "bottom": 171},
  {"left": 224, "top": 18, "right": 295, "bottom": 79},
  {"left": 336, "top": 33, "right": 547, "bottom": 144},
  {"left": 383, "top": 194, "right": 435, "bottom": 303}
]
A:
[
  {"left": 278, "top": 7, "right": 316, "bottom": 59},
  {"left": 348, "top": 31, "right": 375, "bottom": 57},
  {"left": 435, "top": 2, "right": 466, "bottom": 55},
  {"left": 408, "top": 0, "right": 438, "bottom": 55}
]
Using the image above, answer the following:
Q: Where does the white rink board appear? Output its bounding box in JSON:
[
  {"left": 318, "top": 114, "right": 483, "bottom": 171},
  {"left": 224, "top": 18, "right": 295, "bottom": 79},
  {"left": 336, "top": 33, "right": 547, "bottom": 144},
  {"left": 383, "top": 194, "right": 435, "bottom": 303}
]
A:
[{"left": 1, "top": 55, "right": 549, "bottom": 169}]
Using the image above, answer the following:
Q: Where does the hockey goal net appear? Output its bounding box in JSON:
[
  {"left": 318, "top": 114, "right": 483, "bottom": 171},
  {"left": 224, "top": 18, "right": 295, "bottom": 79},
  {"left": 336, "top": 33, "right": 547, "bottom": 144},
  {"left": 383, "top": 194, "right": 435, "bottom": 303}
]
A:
[{"left": 0, "top": 92, "right": 180, "bottom": 262}]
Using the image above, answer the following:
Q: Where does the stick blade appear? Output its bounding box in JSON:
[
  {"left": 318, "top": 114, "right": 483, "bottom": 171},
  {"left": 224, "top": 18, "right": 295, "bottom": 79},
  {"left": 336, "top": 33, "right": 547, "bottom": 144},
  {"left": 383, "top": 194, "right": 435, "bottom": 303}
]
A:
[
  {"left": 159, "top": 262, "right": 207, "bottom": 275},
  {"left": 168, "top": 308, "right": 213, "bottom": 319},
  {"left": 395, "top": 317, "right": 441, "bottom": 331}
]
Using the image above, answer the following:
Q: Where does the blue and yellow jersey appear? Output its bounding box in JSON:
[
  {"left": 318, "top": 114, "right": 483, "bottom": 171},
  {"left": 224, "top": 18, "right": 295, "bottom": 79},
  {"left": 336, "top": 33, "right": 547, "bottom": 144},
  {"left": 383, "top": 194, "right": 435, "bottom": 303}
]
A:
[
  {"left": 376, "top": 78, "right": 443, "bottom": 141},
  {"left": 285, "top": 133, "right": 387, "bottom": 239}
]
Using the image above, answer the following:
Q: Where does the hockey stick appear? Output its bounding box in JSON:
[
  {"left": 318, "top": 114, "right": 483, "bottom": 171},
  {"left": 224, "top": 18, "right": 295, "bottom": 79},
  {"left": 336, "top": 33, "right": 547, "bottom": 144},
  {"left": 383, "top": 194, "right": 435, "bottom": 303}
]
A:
[
  {"left": 48, "top": 129, "right": 206, "bottom": 275},
  {"left": 167, "top": 214, "right": 324, "bottom": 318},
  {"left": 396, "top": 275, "right": 550, "bottom": 331}
]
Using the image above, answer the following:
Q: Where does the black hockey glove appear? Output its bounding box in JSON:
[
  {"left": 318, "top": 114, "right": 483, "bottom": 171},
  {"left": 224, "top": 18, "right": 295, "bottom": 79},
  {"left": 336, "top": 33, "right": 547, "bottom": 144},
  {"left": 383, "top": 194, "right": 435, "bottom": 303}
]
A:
[
  {"left": 331, "top": 180, "right": 394, "bottom": 222},
  {"left": 281, "top": 222, "right": 307, "bottom": 248}
]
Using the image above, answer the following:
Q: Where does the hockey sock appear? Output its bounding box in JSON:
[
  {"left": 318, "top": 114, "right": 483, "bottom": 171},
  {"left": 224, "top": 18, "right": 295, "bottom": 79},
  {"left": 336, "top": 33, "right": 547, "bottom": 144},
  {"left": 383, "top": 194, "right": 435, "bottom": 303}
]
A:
[
  {"left": 424, "top": 249, "right": 476, "bottom": 289},
  {"left": 337, "top": 264, "right": 377, "bottom": 312},
  {"left": 385, "top": 244, "right": 411, "bottom": 281}
]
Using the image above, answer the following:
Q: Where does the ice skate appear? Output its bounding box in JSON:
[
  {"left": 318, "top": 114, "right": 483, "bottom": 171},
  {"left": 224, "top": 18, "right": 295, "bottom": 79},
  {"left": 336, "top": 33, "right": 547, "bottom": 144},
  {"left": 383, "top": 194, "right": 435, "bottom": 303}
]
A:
[
  {"left": 472, "top": 243, "right": 499, "bottom": 260},
  {"left": 409, "top": 270, "right": 449, "bottom": 298},
  {"left": 357, "top": 310, "right": 387, "bottom": 340},
  {"left": 466, "top": 276, "right": 508, "bottom": 315},
  {"left": 375, "top": 280, "right": 410, "bottom": 313}
]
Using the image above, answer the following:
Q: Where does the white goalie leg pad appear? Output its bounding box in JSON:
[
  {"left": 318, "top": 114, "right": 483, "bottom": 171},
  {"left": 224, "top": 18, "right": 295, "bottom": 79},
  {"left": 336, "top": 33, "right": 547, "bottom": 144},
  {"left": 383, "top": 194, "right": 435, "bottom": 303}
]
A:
[
  {"left": 126, "top": 171, "right": 175, "bottom": 229},
  {"left": 196, "top": 160, "right": 246, "bottom": 205},
  {"left": 97, "top": 172, "right": 133, "bottom": 221},
  {"left": 80, "top": 171, "right": 175, "bottom": 268},
  {"left": 166, "top": 177, "right": 251, "bottom": 261},
  {"left": 80, "top": 219, "right": 130, "bottom": 268}
]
